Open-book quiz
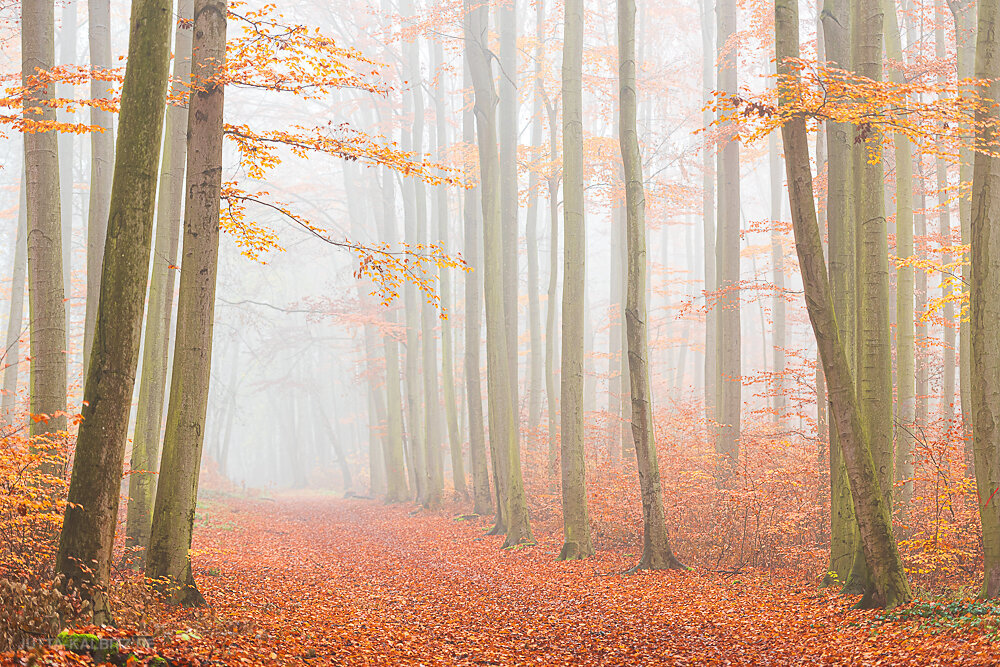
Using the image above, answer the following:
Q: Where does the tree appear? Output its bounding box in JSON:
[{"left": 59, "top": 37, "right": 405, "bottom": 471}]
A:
[
  {"left": 844, "top": 0, "right": 894, "bottom": 602},
  {"left": 466, "top": 0, "right": 532, "bottom": 546},
  {"left": 618, "top": 0, "right": 683, "bottom": 571},
  {"left": 54, "top": 0, "right": 173, "bottom": 620},
  {"left": 126, "top": 0, "right": 193, "bottom": 565},
  {"left": 776, "top": 0, "right": 910, "bottom": 609},
  {"left": 819, "top": 0, "right": 856, "bottom": 585},
  {"left": 970, "top": 0, "right": 1000, "bottom": 599},
  {"left": 558, "top": 0, "right": 594, "bottom": 561},
  {"left": 700, "top": 0, "right": 716, "bottom": 430},
  {"left": 22, "top": 0, "right": 67, "bottom": 447},
  {"left": 463, "top": 50, "right": 492, "bottom": 515},
  {"left": 2, "top": 179, "right": 27, "bottom": 423},
  {"left": 883, "top": 0, "right": 916, "bottom": 514},
  {"left": 525, "top": 0, "right": 546, "bottom": 431},
  {"left": 83, "top": 0, "right": 114, "bottom": 374},
  {"left": 145, "top": 0, "right": 227, "bottom": 605},
  {"left": 715, "top": 0, "right": 741, "bottom": 472}
]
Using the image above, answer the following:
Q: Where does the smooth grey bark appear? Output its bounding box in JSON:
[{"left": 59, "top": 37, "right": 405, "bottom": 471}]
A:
[
  {"left": 23, "top": 0, "right": 68, "bottom": 443},
  {"left": 84, "top": 0, "right": 115, "bottom": 379},
  {"left": 936, "top": 6, "right": 955, "bottom": 426},
  {"left": 145, "top": 0, "right": 226, "bottom": 606},
  {"left": 820, "top": 0, "right": 857, "bottom": 586},
  {"left": 715, "top": 0, "right": 741, "bottom": 471},
  {"left": 57, "top": 0, "right": 74, "bottom": 362},
  {"left": 619, "top": 0, "right": 683, "bottom": 571},
  {"left": 525, "top": 0, "right": 545, "bottom": 431},
  {"left": 558, "top": 0, "right": 594, "bottom": 561},
  {"left": 126, "top": 0, "right": 193, "bottom": 564},
  {"left": 463, "top": 53, "right": 492, "bottom": 515},
  {"left": 949, "top": 0, "right": 976, "bottom": 473},
  {"left": 700, "top": 0, "right": 716, "bottom": 428},
  {"left": 2, "top": 180, "right": 27, "bottom": 422},
  {"left": 432, "top": 40, "right": 466, "bottom": 499},
  {"left": 769, "top": 131, "right": 786, "bottom": 424},
  {"left": 466, "top": 0, "right": 532, "bottom": 545},
  {"left": 55, "top": 0, "right": 173, "bottom": 620},
  {"left": 545, "top": 96, "right": 561, "bottom": 477},
  {"left": 498, "top": 0, "right": 520, "bottom": 456},
  {"left": 845, "top": 0, "right": 895, "bottom": 604}
]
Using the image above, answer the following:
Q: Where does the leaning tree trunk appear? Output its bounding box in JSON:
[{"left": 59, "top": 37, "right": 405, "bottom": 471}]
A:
[
  {"left": 125, "top": 0, "right": 193, "bottom": 565},
  {"left": 970, "top": 0, "right": 1000, "bottom": 599},
  {"left": 2, "top": 180, "right": 27, "bottom": 423},
  {"left": 466, "top": 0, "right": 532, "bottom": 546},
  {"left": 618, "top": 0, "right": 683, "bottom": 571},
  {"left": 54, "top": 0, "right": 173, "bottom": 621},
  {"left": 145, "top": 0, "right": 226, "bottom": 606},
  {"left": 558, "top": 0, "right": 594, "bottom": 561},
  {"left": 715, "top": 0, "right": 741, "bottom": 473},
  {"left": 844, "top": 0, "right": 895, "bottom": 605},
  {"left": 463, "top": 53, "right": 492, "bottom": 515},
  {"left": 84, "top": 0, "right": 114, "bottom": 373},
  {"left": 776, "top": 0, "right": 911, "bottom": 609},
  {"left": 22, "top": 0, "right": 68, "bottom": 446}
]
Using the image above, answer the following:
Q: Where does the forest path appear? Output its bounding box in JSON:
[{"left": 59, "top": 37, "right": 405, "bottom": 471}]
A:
[{"left": 187, "top": 494, "right": 992, "bottom": 665}]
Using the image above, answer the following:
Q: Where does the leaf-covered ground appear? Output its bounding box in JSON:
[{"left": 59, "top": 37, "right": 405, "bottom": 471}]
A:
[{"left": 10, "top": 494, "right": 1000, "bottom": 665}]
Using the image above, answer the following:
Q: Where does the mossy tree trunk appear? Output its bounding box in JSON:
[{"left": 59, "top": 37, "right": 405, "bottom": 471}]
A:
[
  {"left": 145, "top": 0, "right": 226, "bottom": 606},
  {"left": 970, "top": 0, "right": 1000, "bottom": 598},
  {"left": 558, "top": 0, "right": 594, "bottom": 561},
  {"left": 126, "top": 0, "right": 193, "bottom": 566},
  {"left": 618, "top": 0, "right": 684, "bottom": 571},
  {"left": 777, "top": 0, "right": 911, "bottom": 609},
  {"left": 54, "top": 0, "right": 173, "bottom": 620}
]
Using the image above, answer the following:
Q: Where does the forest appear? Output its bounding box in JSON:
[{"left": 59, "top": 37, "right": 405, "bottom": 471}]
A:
[{"left": 3, "top": 0, "right": 1000, "bottom": 662}]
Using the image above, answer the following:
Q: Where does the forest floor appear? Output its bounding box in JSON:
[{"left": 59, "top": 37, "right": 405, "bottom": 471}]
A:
[{"left": 8, "top": 494, "right": 1000, "bottom": 665}]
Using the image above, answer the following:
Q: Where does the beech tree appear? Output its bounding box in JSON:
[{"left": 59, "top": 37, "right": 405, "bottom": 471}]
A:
[
  {"left": 145, "top": 0, "right": 227, "bottom": 604},
  {"left": 55, "top": 0, "right": 174, "bottom": 620}
]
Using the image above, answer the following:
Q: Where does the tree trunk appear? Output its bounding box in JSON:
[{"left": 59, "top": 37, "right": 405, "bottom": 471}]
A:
[
  {"left": 769, "top": 130, "right": 786, "bottom": 425},
  {"left": 433, "top": 40, "right": 466, "bottom": 499},
  {"left": 498, "top": 0, "right": 520, "bottom": 462},
  {"left": 820, "top": 0, "right": 857, "bottom": 586},
  {"left": 57, "top": 0, "right": 75, "bottom": 366},
  {"left": 950, "top": 0, "right": 976, "bottom": 474},
  {"left": 558, "top": 0, "right": 594, "bottom": 561},
  {"left": 545, "top": 100, "right": 561, "bottom": 478},
  {"left": 883, "top": 0, "right": 916, "bottom": 515},
  {"left": 2, "top": 179, "right": 27, "bottom": 423},
  {"left": 777, "top": 0, "right": 911, "bottom": 609},
  {"left": 463, "top": 54, "right": 492, "bottom": 515},
  {"left": 619, "top": 0, "right": 683, "bottom": 571},
  {"left": 525, "top": 0, "right": 545, "bottom": 431},
  {"left": 144, "top": 0, "right": 226, "bottom": 606},
  {"left": 55, "top": 0, "right": 173, "bottom": 620},
  {"left": 377, "top": 165, "right": 410, "bottom": 503},
  {"left": 715, "top": 0, "right": 740, "bottom": 472},
  {"left": 970, "top": 0, "right": 1000, "bottom": 598},
  {"left": 844, "top": 0, "right": 895, "bottom": 603},
  {"left": 467, "top": 0, "right": 532, "bottom": 545},
  {"left": 700, "top": 0, "right": 716, "bottom": 430},
  {"left": 126, "top": 0, "right": 193, "bottom": 565},
  {"left": 84, "top": 0, "right": 114, "bottom": 379},
  {"left": 22, "top": 0, "right": 68, "bottom": 444}
]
